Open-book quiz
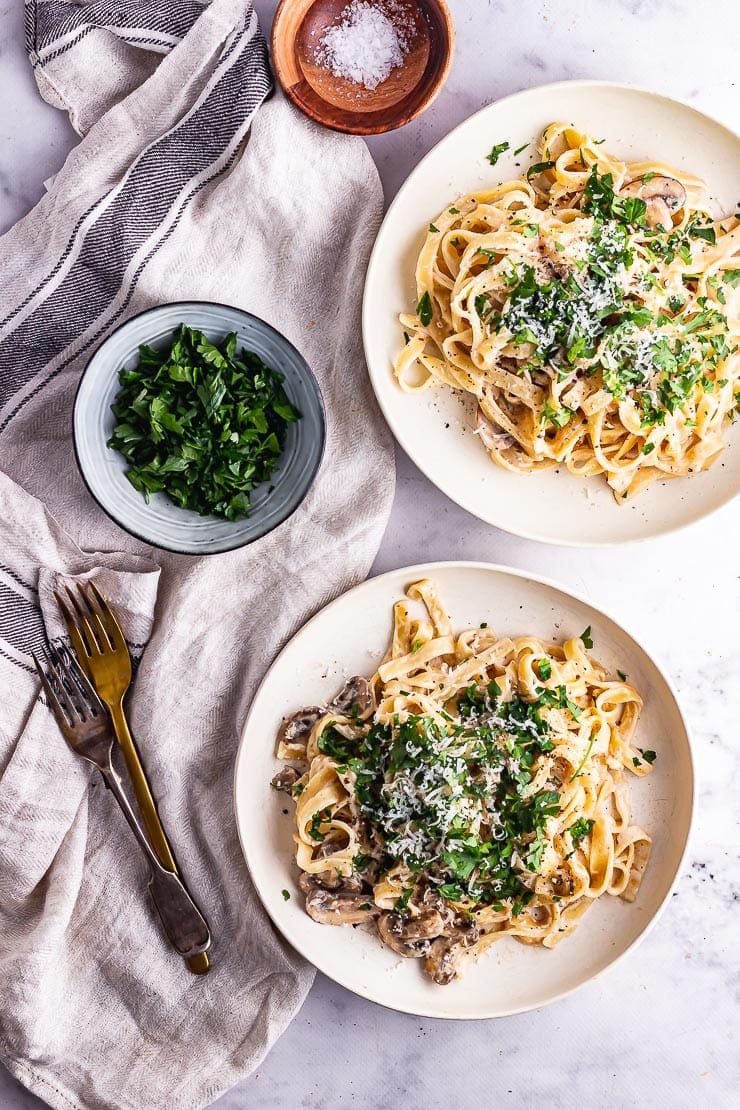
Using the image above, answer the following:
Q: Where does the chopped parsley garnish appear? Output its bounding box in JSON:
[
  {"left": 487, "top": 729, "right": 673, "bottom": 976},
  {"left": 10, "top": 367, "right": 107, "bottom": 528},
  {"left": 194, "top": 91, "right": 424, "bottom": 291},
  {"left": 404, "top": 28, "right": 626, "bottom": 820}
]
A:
[
  {"left": 308, "top": 808, "right": 331, "bottom": 842},
  {"left": 489, "top": 179, "right": 733, "bottom": 430},
  {"left": 107, "top": 325, "right": 299, "bottom": 520},
  {"left": 535, "top": 658, "right": 552, "bottom": 680},
  {"left": 486, "top": 141, "right": 510, "bottom": 165},
  {"left": 514, "top": 143, "right": 529, "bottom": 156},
  {"left": 569, "top": 817, "right": 594, "bottom": 846},
  {"left": 281, "top": 889, "right": 290, "bottom": 901},
  {"left": 526, "top": 160, "right": 555, "bottom": 180},
  {"left": 429, "top": 223, "right": 439, "bottom": 233},
  {"left": 617, "top": 670, "right": 628, "bottom": 682},
  {"left": 417, "top": 291, "right": 433, "bottom": 326},
  {"left": 580, "top": 626, "right": 593, "bottom": 649},
  {"left": 582, "top": 165, "right": 647, "bottom": 227},
  {"left": 724, "top": 269, "right": 740, "bottom": 287},
  {"left": 313, "top": 681, "right": 589, "bottom": 913}
]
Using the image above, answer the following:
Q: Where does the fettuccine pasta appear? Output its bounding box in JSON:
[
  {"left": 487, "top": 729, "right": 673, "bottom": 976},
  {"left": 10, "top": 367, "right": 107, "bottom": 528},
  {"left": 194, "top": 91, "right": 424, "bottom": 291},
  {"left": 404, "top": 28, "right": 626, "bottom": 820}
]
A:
[
  {"left": 395, "top": 123, "right": 740, "bottom": 501},
  {"left": 272, "top": 578, "right": 653, "bottom": 985}
]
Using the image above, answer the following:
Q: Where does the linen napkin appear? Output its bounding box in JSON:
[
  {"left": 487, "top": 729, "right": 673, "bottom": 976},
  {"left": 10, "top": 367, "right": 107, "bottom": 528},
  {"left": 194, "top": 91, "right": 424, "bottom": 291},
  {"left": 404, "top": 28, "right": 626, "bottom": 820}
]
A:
[{"left": 0, "top": 2, "right": 395, "bottom": 1107}]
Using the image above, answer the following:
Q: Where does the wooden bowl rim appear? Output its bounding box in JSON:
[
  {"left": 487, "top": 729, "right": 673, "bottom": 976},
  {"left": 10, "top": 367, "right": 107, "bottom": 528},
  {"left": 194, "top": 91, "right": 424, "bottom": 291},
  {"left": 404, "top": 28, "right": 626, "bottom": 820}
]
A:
[{"left": 270, "top": 0, "right": 455, "bottom": 135}]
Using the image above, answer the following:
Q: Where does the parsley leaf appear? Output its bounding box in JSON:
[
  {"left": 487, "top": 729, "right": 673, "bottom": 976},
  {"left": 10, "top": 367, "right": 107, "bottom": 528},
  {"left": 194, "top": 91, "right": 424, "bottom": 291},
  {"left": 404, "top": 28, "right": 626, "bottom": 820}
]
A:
[
  {"left": 417, "top": 291, "right": 433, "bottom": 326},
  {"left": 535, "top": 658, "right": 552, "bottom": 680},
  {"left": 486, "top": 141, "right": 510, "bottom": 165},
  {"left": 580, "top": 626, "right": 594, "bottom": 649},
  {"left": 569, "top": 817, "right": 594, "bottom": 845},
  {"left": 526, "top": 160, "right": 555, "bottom": 181}
]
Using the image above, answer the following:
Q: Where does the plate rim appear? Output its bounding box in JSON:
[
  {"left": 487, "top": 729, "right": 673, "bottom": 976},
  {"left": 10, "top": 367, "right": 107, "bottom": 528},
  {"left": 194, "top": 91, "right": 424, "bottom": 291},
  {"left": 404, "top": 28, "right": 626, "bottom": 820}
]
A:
[
  {"left": 234, "top": 558, "right": 696, "bottom": 1019},
  {"left": 72, "top": 299, "right": 326, "bottom": 556},
  {"left": 361, "top": 79, "right": 740, "bottom": 548}
]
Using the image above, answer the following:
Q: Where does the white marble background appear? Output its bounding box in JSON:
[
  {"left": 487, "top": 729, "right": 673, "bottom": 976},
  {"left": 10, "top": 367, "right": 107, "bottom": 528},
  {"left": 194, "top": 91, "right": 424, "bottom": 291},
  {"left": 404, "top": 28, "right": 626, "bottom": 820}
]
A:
[{"left": 1, "top": 0, "right": 739, "bottom": 1107}]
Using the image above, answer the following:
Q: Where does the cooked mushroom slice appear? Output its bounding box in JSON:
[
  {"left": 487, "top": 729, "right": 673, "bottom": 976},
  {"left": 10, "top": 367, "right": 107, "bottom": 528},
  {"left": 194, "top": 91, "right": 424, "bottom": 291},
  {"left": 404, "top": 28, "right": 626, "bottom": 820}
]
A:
[
  {"left": 316, "top": 871, "right": 364, "bottom": 892},
  {"left": 278, "top": 707, "right": 323, "bottom": 746},
  {"left": 376, "top": 912, "right": 435, "bottom": 958},
  {"left": 302, "top": 878, "right": 378, "bottom": 925},
  {"left": 270, "top": 766, "right": 300, "bottom": 793},
  {"left": 299, "top": 870, "right": 363, "bottom": 894},
  {"left": 401, "top": 910, "right": 446, "bottom": 940},
  {"left": 551, "top": 868, "right": 575, "bottom": 897},
  {"left": 424, "top": 937, "right": 463, "bottom": 985},
  {"left": 329, "top": 675, "right": 373, "bottom": 718},
  {"left": 475, "top": 406, "right": 515, "bottom": 452},
  {"left": 620, "top": 175, "right": 687, "bottom": 230},
  {"left": 314, "top": 857, "right": 365, "bottom": 891},
  {"left": 527, "top": 902, "right": 554, "bottom": 927},
  {"left": 444, "top": 915, "right": 480, "bottom": 948}
]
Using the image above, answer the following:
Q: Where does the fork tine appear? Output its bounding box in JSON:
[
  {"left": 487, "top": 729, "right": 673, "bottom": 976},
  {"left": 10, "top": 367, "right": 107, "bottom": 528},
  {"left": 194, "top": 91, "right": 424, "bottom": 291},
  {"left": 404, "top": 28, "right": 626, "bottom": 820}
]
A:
[
  {"left": 32, "top": 650, "right": 71, "bottom": 726},
  {"left": 63, "top": 583, "right": 102, "bottom": 657},
  {"left": 81, "top": 580, "right": 126, "bottom": 651},
  {"left": 75, "top": 582, "right": 111, "bottom": 652},
  {"left": 54, "top": 589, "right": 92, "bottom": 668},
  {"left": 46, "top": 646, "right": 83, "bottom": 724},
  {"left": 57, "top": 643, "right": 105, "bottom": 716}
]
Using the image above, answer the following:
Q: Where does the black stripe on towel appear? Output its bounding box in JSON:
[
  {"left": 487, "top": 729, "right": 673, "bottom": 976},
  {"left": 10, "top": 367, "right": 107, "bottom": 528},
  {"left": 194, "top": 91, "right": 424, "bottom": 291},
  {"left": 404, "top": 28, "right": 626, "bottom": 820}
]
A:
[
  {"left": 29, "top": 0, "right": 206, "bottom": 61},
  {"left": 1, "top": 12, "right": 272, "bottom": 430}
]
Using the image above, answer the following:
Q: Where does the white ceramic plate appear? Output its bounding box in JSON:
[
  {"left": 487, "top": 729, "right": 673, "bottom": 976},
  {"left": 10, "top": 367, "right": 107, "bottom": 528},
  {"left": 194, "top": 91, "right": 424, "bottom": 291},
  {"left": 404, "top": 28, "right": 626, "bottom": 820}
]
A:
[
  {"left": 362, "top": 82, "right": 740, "bottom": 545},
  {"left": 234, "top": 561, "right": 694, "bottom": 1018}
]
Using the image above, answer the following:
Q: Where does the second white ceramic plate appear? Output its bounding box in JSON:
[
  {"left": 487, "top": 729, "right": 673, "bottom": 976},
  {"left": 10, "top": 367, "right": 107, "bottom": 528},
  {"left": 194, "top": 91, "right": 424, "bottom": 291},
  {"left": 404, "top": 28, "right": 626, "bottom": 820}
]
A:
[
  {"left": 234, "top": 561, "right": 694, "bottom": 1018},
  {"left": 362, "top": 82, "right": 740, "bottom": 545}
]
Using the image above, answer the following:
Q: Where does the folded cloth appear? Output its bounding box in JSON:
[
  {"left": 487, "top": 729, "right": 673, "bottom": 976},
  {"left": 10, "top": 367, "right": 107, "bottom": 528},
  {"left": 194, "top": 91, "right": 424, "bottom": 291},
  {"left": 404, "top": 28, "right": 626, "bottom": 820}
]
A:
[{"left": 0, "top": 2, "right": 394, "bottom": 1107}]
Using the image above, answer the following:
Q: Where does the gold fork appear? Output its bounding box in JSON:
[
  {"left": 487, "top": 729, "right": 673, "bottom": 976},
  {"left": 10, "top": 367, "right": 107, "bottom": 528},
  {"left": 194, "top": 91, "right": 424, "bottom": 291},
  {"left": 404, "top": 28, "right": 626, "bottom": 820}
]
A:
[
  {"left": 33, "top": 645, "right": 211, "bottom": 961},
  {"left": 56, "top": 580, "right": 211, "bottom": 975}
]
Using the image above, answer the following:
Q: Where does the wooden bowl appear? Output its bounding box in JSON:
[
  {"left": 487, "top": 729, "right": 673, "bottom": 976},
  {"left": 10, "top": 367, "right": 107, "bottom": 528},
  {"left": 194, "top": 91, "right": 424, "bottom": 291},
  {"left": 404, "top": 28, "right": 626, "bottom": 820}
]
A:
[{"left": 271, "top": 0, "right": 454, "bottom": 135}]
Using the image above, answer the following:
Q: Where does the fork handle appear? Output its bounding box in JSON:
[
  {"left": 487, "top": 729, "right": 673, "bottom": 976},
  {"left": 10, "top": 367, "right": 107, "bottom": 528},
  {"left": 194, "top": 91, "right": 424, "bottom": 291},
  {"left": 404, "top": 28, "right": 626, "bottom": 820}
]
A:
[
  {"left": 99, "top": 764, "right": 212, "bottom": 960},
  {"left": 108, "top": 701, "right": 211, "bottom": 973},
  {"left": 109, "top": 701, "right": 178, "bottom": 869}
]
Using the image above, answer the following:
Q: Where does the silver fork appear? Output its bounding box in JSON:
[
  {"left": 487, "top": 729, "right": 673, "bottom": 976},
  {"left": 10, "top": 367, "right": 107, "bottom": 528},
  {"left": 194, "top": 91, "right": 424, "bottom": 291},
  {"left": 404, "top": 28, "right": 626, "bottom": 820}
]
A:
[{"left": 33, "top": 645, "right": 211, "bottom": 961}]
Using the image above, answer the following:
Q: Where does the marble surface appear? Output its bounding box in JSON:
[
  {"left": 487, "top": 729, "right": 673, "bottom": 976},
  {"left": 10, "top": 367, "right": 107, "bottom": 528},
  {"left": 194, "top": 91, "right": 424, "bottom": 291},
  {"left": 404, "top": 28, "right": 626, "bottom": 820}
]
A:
[{"left": 1, "top": 1, "right": 739, "bottom": 1107}]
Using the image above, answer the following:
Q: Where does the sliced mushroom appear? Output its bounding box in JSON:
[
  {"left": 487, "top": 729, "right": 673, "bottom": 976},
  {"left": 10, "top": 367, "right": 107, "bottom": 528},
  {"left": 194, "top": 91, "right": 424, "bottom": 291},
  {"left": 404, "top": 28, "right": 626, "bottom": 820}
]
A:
[
  {"left": 299, "top": 869, "right": 363, "bottom": 894},
  {"left": 444, "top": 915, "right": 480, "bottom": 948},
  {"left": 527, "top": 902, "right": 553, "bottom": 926},
  {"left": 376, "top": 912, "right": 434, "bottom": 958},
  {"left": 551, "top": 868, "right": 575, "bottom": 897},
  {"left": 475, "top": 407, "right": 515, "bottom": 452},
  {"left": 278, "top": 707, "right": 323, "bottom": 747},
  {"left": 312, "top": 844, "right": 364, "bottom": 892},
  {"left": 620, "top": 175, "right": 686, "bottom": 230},
  {"left": 329, "top": 676, "right": 373, "bottom": 718},
  {"left": 402, "top": 910, "right": 446, "bottom": 940},
  {"left": 318, "top": 871, "right": 364, "bottom": 892},
  {"left": 270, "top": 766, "right": 299, "bottom": 793},
  {"left": 301, "top": 876, "right": 378, "bottom": 925},
  {"left": 424, "top": 937, "right": 462, "bottom": 985}
]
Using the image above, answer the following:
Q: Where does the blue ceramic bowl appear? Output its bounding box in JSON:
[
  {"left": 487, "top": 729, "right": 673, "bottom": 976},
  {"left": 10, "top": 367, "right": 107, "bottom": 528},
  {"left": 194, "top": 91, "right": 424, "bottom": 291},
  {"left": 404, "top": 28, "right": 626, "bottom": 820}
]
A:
[{"left": 73, "top": 302, "right": 325, "bottom": 554}]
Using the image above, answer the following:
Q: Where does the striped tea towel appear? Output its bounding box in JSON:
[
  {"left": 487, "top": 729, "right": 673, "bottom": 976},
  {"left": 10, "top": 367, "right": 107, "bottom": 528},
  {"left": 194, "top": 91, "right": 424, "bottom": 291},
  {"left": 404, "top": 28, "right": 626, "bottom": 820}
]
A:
[{"left": 0, "top": 2, "right": 394, "bottom": 1108}]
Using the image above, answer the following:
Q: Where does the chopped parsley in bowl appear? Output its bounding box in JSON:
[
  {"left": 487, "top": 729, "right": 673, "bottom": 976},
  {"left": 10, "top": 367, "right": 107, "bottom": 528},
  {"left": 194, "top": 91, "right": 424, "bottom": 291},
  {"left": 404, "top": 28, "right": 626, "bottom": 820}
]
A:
[
  {"left": 73, "top": 301, "right": 325, "bottom": 554},
  {"left": 107, "top": 324, "right": 300, "bottom": 522}
]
